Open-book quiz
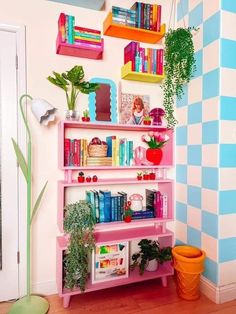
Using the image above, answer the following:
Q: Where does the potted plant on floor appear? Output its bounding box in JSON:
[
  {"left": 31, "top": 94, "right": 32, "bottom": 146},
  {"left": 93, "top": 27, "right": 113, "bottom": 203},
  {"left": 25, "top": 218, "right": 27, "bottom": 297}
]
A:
[
  {"left": 162, "top": 27, "right": 197, "bottom": 128},
  {"left": 130, "top": 239, "right": 172, "bottom": 275},
  {"left": 64, "top": 201, "right": 96, "bottom": 292},
  {"left": 47, "top": 65, "right": 99, "bottom": 120}
]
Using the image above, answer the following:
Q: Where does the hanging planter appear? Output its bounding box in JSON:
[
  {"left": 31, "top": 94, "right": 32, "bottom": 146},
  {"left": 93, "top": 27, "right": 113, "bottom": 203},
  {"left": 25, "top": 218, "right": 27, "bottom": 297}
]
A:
[{"left": 162, "top": 27, "right": 197, "bottom": 128}]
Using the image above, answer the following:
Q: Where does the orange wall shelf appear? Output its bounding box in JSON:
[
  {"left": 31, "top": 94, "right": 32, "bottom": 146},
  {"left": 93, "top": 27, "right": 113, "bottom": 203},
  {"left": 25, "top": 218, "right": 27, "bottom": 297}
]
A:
[
  {"left": 121, "top": 61, "right": 165, "bottom": 83},
  {"left": 103, "top": 12, "right": 166, "bottom": 44}
]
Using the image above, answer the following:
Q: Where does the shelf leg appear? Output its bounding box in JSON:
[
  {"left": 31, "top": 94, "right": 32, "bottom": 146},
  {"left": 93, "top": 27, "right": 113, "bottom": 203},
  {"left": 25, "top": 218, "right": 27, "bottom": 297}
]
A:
[
  {"left": 161, "top": 276, "right": 167, "bottom": 287},
  {"left": 63, "top": 295, "right": 71, "bottom": 308},
  {"left": 65, "top": 169, "right": 72, "bottom": 183}
]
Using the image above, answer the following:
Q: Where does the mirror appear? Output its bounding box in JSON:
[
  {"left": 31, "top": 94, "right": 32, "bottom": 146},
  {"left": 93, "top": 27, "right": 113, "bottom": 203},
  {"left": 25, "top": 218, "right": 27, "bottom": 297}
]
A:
[{"left": 88, "top": 78, "right": 117, "bottom": 123}]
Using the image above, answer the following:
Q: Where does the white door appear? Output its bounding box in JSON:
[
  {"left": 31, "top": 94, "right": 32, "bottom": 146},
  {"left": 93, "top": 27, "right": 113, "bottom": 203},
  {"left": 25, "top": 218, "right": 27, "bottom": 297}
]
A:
[{"left": 0, "top": 25, "right": 26, "bottom": 301}]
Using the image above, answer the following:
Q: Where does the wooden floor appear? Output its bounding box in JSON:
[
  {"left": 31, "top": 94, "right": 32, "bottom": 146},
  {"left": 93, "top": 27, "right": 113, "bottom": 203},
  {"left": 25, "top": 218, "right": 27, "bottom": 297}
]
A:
[{"left": 1, "top": 277, "right": 236, "bottom": 314}]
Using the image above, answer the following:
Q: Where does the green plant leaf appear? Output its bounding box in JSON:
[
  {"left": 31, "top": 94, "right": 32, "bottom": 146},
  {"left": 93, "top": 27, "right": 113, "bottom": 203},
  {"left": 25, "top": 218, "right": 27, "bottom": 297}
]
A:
[
  {"left": 31, "top": 181, "right": 48, "bottom": 223},
  {"left": 11, "top": 138, "right": 28, "bottom": 182}
]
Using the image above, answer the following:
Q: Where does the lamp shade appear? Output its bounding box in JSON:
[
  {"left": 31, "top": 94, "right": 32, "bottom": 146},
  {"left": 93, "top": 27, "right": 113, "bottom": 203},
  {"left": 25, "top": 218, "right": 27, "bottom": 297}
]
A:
[{"left": 31, "top": 98, "right": 57, "bottom": 125}]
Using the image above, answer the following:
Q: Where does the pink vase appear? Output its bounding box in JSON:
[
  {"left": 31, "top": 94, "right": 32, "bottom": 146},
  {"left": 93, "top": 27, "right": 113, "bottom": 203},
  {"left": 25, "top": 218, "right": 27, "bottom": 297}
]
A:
[{"left": 146, "top": 148, "right": 163, "bottom": 165}]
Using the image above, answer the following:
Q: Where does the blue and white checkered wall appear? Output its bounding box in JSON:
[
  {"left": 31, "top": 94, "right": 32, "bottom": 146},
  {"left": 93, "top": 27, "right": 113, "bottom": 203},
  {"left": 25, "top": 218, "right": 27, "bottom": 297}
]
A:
[{"left": 176, "top": 0, "right": 236, "bottom": 287}]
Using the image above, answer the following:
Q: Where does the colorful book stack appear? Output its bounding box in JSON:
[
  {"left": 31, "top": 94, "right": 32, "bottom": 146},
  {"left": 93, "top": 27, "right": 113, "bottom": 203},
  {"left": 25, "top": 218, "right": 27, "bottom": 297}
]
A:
[
  {"left": 112, "top": 6, "right": 136, "bottom": 27},
  {"left": 124, "top": 41, "right": 164, "bottom": 74},
  {"left": 145, "top": 189, "right": 168, "bottom": 219},
  {"left": 130, "top": 2, "right": 162, "bottom": 31},
  {"left": 58, "top": 13, "right": 102, "bottom": 49},
  {"left": 87, "top": 157, "right": 112, "bottom": 166},
  {"left": 106, "top": 135, "right": 134, "bottom": 166}
]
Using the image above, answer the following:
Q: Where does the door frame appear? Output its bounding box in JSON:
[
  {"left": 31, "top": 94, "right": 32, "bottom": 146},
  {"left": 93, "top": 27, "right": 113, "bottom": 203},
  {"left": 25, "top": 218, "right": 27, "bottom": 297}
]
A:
[{"left": 0, "top": 22, "right": 27, "bottom": 298}]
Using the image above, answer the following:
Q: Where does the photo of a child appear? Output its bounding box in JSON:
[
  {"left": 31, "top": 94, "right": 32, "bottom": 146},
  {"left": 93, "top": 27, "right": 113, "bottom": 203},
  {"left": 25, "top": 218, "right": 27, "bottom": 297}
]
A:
[{"left": 119, "top": 93, "right": 150, "bottom": 125}]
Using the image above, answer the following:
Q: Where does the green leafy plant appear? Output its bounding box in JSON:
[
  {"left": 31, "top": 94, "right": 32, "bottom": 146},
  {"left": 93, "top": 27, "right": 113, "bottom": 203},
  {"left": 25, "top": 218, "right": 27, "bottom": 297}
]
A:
[
  {"left": 64, "top": 201, "right": 96, "bottom": 291},
  {"left": 130, "top": 239, "right": 172, "bottom": 275},
  {"left": 124, "top": 201, "right": 133, "bottom": 218},
  {"left": 47, "top": 65, "right": 99, "bottom": 111},
  {"left": 162, "top": 27, "right": 197, "bottom": 128}
]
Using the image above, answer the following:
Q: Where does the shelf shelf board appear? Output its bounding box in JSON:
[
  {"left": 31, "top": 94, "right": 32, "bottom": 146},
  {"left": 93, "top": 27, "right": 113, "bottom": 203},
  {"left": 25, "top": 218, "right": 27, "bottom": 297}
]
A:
[
  {"left": 59, "top": 178, "right": 173, "bottom": 187},
  {"left": 56, "top": 34, "right": 103, "bottom": 60},
  {"left": 48, "top": 0, "right": 105, "bottom": 11},
  {"left": 121, "top": 62, "right": 165, "bottom": 83},
  {"left": 59, "top": 120, "right": 170, "bottom": 131},
  {"left": 61, "top": 165, "right": 172, "bottom": 170},
  {"left": 103, "top": 12, "right": 165, "bottom": 44},
  {"left": 60, "top": 264, "right": 173, "bottom": 296}
]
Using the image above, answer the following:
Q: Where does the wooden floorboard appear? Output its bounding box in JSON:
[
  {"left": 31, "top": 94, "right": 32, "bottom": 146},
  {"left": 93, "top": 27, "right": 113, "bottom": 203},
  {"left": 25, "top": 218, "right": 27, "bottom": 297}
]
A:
[{"left": 1, "top": 277, "right": 236, "bottom": 314}]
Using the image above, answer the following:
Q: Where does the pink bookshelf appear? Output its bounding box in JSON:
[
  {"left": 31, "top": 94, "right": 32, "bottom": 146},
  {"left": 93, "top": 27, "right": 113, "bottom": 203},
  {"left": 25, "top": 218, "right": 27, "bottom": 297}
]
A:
[
  {"left": 56, "top": 33, "right": 104, "bottom": 59},
  {"left": 56, "top": 120, "right": 175, "bottom": 308}
]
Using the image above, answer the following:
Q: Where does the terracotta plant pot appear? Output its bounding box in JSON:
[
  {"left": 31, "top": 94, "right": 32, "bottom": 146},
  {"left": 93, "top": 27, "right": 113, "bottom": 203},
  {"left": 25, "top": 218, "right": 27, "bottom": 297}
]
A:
[{"left": 146, "top": 148, "right": 163, "bottom": 165}]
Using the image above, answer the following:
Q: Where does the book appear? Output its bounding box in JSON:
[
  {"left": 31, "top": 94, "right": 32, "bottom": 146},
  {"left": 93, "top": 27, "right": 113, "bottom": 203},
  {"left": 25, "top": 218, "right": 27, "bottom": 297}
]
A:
[
  {"left": 99, "top": 190, "right": 111, "bottom": 222},
  {"left": 74, "top": 26, "right": 101, "bottom": 35},
  {"left": 64, "top": 138, "right": 70, "bottom": 166},
  {"left": 146, "top": 189, "right": 156, "bottom": 211},
  {"left": 58, "top": 13, "right": 66, "bottom": 42}
]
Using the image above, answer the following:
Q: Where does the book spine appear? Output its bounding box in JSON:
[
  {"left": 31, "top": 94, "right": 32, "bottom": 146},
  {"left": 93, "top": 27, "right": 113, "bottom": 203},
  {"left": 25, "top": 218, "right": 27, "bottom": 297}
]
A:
[
  {"left": 74, "top": 139, "right": 80, "bottom": 166},
  {"left": 74, "top": 38, "right": 102, "bottom": 46},
  {"left": 162, "top": 193, "right": 168, "bottom": 218},
  {"left": 67, "top": 15, "right": 75, "bottom": 44},
  {"left": 58, "top": 13, "right": 66, "bottom": 42},
  {"left": 158, "top": 49, "right": 164, "bottom": 75},
  {"left": 153, "top": 4, "right": 157, "bottom": 31},
  {"left": 69, "top": 139, "right": 75, "bottom": 166},
  {"left": 157, "top": 5, "right": 162, "bottom": 32},
  {"left": 64, "top": 138, "right": 70, "bottom": 166},
  {"left": 99, "top": 192, "right": 105, "bottom": 223},
  {"left": 74, "top": 32, "right": 101, "bottom": 40},
  {"left": 74, "top": 26, "right": 101, "bottom": 35},
  {"left": 111, "top": 196, "right": 115, "bottom": 222}
]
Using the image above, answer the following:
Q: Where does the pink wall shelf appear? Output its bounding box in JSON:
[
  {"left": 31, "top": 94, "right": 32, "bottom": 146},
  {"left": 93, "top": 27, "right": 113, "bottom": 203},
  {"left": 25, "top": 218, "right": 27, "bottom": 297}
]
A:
[{"left": 56, "top": 33, "right": 104, "bottom": 59}]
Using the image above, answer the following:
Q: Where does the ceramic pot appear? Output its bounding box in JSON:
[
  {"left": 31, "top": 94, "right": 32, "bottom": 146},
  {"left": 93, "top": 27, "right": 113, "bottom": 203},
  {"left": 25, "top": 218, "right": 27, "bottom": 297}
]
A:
[
  {"left": 146, "top": 259, "right": 158, "bottom": 272},
  {"left": 124, "top": 216, "right": 132, "bottom": 223},
  {"left": 146, "top": 148, "right": 163, "bottom": 165},
  {"left": 65, "top": 110, "right": 79, "bottom": 121}
]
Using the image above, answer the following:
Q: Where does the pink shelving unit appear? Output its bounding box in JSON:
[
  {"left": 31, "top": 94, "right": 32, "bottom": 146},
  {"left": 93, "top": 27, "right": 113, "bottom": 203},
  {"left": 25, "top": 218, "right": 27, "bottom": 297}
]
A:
[
  {"left": 56, "top": 33, "right": 104, "bottom": 59},
  {"left": 56, "top": 120, "right": 175, "bottom": 308}
]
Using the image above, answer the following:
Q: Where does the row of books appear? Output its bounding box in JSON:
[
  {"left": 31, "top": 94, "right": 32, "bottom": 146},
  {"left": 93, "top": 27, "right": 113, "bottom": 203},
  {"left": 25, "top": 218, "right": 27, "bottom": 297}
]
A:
[
  {"left": 112, "top": 3, "right": 162, "bottom": 32},
  {"left": 124, "top": 41, "right": 164, "bottom": 75},
  {"left": 146, "top": 189, "right": 168, "bottom": 219},
  {"left": 58, "top": 13, "right": 102, "bottom": 48},
  {"left": 64, "top": 137, "right": 134, "bottom": 167}
]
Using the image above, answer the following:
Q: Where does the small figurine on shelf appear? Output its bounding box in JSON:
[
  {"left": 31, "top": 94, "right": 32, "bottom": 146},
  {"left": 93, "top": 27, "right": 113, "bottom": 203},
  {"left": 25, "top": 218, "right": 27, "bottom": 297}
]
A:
[
  {"left": 82, "top": 109, "right": 90, "bottom": 122},
  {"left": 92, "top": 175, "right": 98, "bottom": 182},
  {"left": 123, "top": 201, "right": 133, "bottom": 223},
  {"left": 137, "top": 172, "right": 143, "bottom": 180},
  {"left": 143, "top": 115, "right": 152, "bottom": 125},
  {"left": 86, "top": 176, "right": 91, "bottom": 182},
  {"left": 149, "top": 108, "right": 165, "bottom": 126},
  {"left": 78, "top": 172, "right": 85, "bottom": 183},
  {"left": 149, "top": 171, "right": 156, "bottom": 180}
]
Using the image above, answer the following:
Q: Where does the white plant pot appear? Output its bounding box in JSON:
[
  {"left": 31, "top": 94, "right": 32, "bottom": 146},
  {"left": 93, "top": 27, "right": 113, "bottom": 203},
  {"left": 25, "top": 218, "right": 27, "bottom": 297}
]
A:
[
  {"left": 65, "top": 110, "right": 79, "bottom": 121},
  {"left": 146, "top": 259, "right": 158, "bottom": 272}
]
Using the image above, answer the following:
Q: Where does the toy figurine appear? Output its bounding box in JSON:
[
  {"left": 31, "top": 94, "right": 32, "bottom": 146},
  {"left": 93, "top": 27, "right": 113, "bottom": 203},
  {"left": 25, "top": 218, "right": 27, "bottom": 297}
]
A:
[{"left": 149, "top": 108, "right": 165, "bottom": 126}]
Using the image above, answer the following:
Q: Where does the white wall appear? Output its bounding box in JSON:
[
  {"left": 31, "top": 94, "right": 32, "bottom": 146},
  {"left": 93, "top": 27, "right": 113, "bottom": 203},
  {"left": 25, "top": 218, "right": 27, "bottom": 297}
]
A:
[{"left": 0, "top": 0, "right": 172, "bottom": 294}]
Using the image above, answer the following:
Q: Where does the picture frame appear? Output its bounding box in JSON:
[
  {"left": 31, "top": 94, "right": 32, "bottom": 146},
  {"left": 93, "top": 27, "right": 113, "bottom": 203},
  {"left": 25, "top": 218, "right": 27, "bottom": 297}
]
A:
[{"left": 91, "top": 241, "right": 129, "bottom": 284}]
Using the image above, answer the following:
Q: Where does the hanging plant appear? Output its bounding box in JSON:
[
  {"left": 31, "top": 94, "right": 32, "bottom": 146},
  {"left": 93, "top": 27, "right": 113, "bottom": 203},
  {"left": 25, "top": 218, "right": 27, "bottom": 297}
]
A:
[
  {"left": 162, "top": 27, "right": 197, "bottom": 128},
  {"left": 63, "top": 201, "right": 96, "bottom": 292}
]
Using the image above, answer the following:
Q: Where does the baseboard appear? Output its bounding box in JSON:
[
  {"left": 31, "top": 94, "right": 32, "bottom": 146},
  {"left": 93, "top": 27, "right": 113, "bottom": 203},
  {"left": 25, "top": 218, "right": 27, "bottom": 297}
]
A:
[
  {"left": 201, "top": 276, "right": 236, "bottom": 304},
  {"left": 32, "top": 280, "right": 57, "bottom": 296}
]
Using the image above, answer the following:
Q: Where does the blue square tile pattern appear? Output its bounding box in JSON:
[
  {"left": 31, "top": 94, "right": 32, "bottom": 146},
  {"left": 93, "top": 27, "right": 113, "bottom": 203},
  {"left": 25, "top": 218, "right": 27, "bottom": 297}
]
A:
[
  {"left": 203, "top": 12, "right": 220, "bottom": 47},
  {"left": 176, "top": 201, "right": 187, "bottom": 223},
  {"left": 202, "top": 121, "right": 219, "bottom": 144},
  {"left": 203, "top": 69, "right": 220, "bottom": 100},
  {"left": 187, "top": 226, "right": 202, "bottom": 248},
  {"left": 176, "top": 164, "right": 187, "bottom": 184},
  {"left": 202, "top": 211, "right": 218, "bottom": 238},
  {"left": 202, "top": 167, "right": 219, "bottom": 190},
  {"left": 176, "top": 126, "right": 187, "bottom": 145},
  {"left": 188, "top": 145, "right": 202, "bottom": 166},
  {"left": 177, "top": 0, "right": 189, "bottom": 21},
  {"left": 219, "top": 190, "right": 236, "bottom": 214},
  {"left": 220, "top": 96, "right": 236, "bottom": 120},
  {"left": 176, "top": 84, "right": 188, "bottom": 108},
  {"left": 188, "top": 102, "right": 202, "bottom": 124},
  {"left": 220, "top": 144, "right": 236, "bottom": 167},
  {"left": 221, "top": 0, "right": 236, "bottom": 13},
  {"left": 189, "top": 2, "right": 203, "bottom": 28},
  {"left": 203, "top": 257, "right": 218, "bottom": 284},
  {"left": 221, "top": 39, "right": 236, "bottom": 69},
  {"left": 193, "top": 50, "right": 203, "bottom": 78},
  {"left": 175, "top": 239, "right": 186, "bottom": 246},
  {"left": 219, "top": 237, "right": 236, "bottom": 262},
  {"left": 187, "top": 185, "right": 201, "bottom": 208}
]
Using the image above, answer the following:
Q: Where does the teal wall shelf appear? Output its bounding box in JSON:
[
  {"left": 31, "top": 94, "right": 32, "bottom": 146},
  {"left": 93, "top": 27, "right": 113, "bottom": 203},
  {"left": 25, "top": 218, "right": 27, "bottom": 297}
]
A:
[{"left": 48, "top": 0, "right": 105, "bottom": 11}]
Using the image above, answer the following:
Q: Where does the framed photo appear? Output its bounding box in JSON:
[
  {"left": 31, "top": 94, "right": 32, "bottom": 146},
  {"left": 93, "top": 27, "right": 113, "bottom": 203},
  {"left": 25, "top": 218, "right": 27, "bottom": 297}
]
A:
[
  {"left": 119, "top": 93, "right": 150, "bottom": 125},
  {"left": 91, "top": 241, "right": 129, "bottom": 284}
]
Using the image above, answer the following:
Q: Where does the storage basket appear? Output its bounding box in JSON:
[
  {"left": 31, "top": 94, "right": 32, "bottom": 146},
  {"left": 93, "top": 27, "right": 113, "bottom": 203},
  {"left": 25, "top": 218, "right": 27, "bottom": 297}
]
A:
[{"left": 88, "top": 144, "right": 108, "bottom": 157}]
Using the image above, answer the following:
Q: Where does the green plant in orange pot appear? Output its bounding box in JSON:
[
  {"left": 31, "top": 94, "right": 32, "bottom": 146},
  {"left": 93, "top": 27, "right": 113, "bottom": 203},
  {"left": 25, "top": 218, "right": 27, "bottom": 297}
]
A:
[{"left": 141, "top": 132, "right": 169, "bottom": 165}]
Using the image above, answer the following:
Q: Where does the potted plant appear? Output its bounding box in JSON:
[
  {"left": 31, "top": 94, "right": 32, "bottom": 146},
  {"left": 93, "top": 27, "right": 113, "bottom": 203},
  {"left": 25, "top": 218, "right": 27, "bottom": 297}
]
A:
[
  {"left": 78, "top": 172, "right": 85, "bottom": 183},
  {"left": 130, "top": 239, "right": 172, "bottom": 275},
  {"left": 47, "top": 65, "right": 100, "bottom": 120},
  {"left": 143, "top": 115, "right": 151, "bottom": 125},
  {"left": 63, "top": 201, "right": 96, "bottom": 291},
  {"left": 82, "top": 109, "right": 90, "bottom": 122},
  {"left": 162, "top": 27, "right": 197, "bottom": 128},
  {"left": 149, "top": 171, "right": 156, "bottom": 180},
  {"left": 123, "top": 201, "right": 133, "bottom": 223},
  {"left": 142, "top": 171, "right": 149, "bottom": 180},
  {"left": 141, "top": 131, "right": 169, "bottom": 165},
  {"left": 137, "top": 172, "right": 143, "bottom": 181}
]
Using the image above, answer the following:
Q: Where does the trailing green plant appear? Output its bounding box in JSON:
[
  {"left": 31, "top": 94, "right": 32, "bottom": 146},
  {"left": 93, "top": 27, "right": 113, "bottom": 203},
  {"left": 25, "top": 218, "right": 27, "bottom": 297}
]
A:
[
  {"left": 130, "top": 239, "right": 172, "bottom": 275},
  {"left": 63, "top": 201, "right": 96, "bottom": 291},
  {"left": 162, "top": 27, "right": 197, "bottom": 128},
  {"left": 47, "top": 65, "right": 99, "bottom": 111}
]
